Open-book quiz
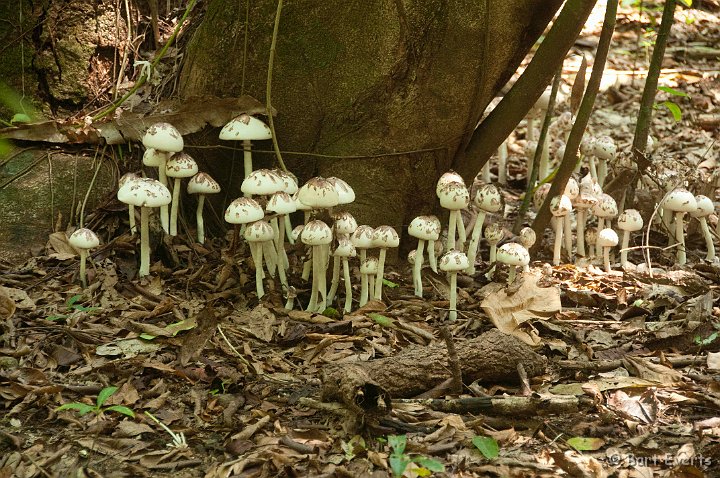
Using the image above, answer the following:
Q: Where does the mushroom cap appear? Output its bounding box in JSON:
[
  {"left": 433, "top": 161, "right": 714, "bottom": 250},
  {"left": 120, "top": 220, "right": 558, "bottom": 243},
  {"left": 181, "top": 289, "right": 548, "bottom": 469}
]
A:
[
  {"left": 596, "top": 228, "right": 619, "bottom": 247},
  {"left": 373, "top": 225, "right": 400, "bottom": 249},
  {"left": 142, "top": 123, "right": 183, "bottom": 152},
  {"left": 519, "top": 227, "right": 536, "bottom": 249},
  {"left": 224, "top": 197, "right": 264, "bottom": 224},
  {"left": 408, "top": 215, "right": 440, "bottom": 241},
  {"left": 244, "top": 220, "right": 274, "bottom": 242},
  {"left": 334, "top": 238, "right": 356, "bottom": 258},
  {"left": 407, "top": 249, "right": 416, "bottom": 265},
  {"left": 585, "top": 227, "right": 598, "bottom": 245},
  {"left": 484, "top": 223, "right": 504, "bottom": 244},
  {"left": 274, "top": 169, "right": 299, "bottom": 194},
  {"left": 662, "top": 188, "right": 697, "bottom": 214},
  {"left": 327, "top": 177, "right": 355, "bottom": 205},
  {"left": 301, "top": 220, "right": 332, "bottom": 246},
  {"left": 360, "top": 257, "right": 379, "bottom": 275},
  {"left": 439, "top": 249, "right": 470, "bottom": 272},
  {"left": 333, "top": 211, "right": 358, "bottom": 236},
  {"left": 580, "top": 136, "right": 596, "bottom": 156},
  {"left": 497, "top": 243, "right": 530, "bottom": 267},
  {"left": 293, "top": 192, "right": 312, "bottom": 212},
  {"left": 550, "top": 195, "right": 573, "bottom": 217},
  {"left": 351, "top": 225, "right": 375, "bottom": 249},
  {"left": 436, "top": 170, "right": 465, "bottom": 196},
  {"left": 691, "top": 195, "right": 714, "bottom": 218},
  {"left": 531, "top": 88, "right": 551, "bottom": 113},
  {"left": 69, "top": 227, "right": 100, "bottom": 250},
  {"left": 291, "top": 225, "right": 304, "bottom": 242},
  {"left": 298, "top": 177, "right": 340, "bottom": 209},
  {"left": 242, "top": 168, "right": 284, "bottom": 196},
  {"left": 165, "top": 152, "right": 198, "bottom": 178},
  {"left": 533, "top": 183, "right": 551, "bottom": 210},
  {"left": 617, "top": 209, "right": 644, "bottom": 232},
  {"left": 573, "top": 191, "right": 598, "bottom": 210},
  {"left": 593, "top": 136, "right": 616, "bottom": 161},
  {"left": 118, "top": 177, "right": 172, "bottom": 207},
  {"left": 564, "top": 178, "right": 579, "bottom": 200},
  {"left": 593, "top": 193, "right": 618, "bottom": 219},
  {"left": 142, "top": 148, "right": 167, "bottom": 168},
  {"left": 474, "top": 184, "right": 503, "bottom": 213},
  {"left": 580, "top": 173, "right": 603, "bottom": 196},
  {"left": 187, "top": 172, "right": 221, "bottom": 195},
  {"left": 119, "top": 172, "right": 139, "bottom": 188},
  {"left": 219, "top": 114, "right": 272, "bottom": 141},
  {"left": 266, "top": 191, "right": 296, "bottom": 215},
  {"left": 438, "top": 181, "right": 470, "bottom": 210}
]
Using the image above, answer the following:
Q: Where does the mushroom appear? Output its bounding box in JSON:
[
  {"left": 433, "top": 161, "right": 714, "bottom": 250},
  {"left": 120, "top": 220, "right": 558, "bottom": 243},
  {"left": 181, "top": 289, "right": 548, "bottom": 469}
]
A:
[
  {"left": 573, "top": 190, "right": 598, "bottom": 258},
  {"left": 142, "top": 123, "right": 184, "bottom": 232},
  {"left": 165, "top": 152, "right": 198, "bottom": 236},
  {"left": 333, "top": 211, "right": 358, "bottom": 240},
  {"left": 518, "top": 227, "right": 536, "bottom": 249},
  {"left": 585, "top": 227, "right": 599, "bottom": 260},
  {"left": 187, "top": 172, "right": 221, "bottom": 244},
  {"left": 373, "top": 226, "right": 400, "bottom": 301},
  {"left": 359, "top": 257, "right": 378, "bottom": 307},
  {"left": 426, "top": 216, "right": 442, "bottom": 273},
  {"left": 274, "top": 169, "right": 299, "bottom": 243},
  {"left": 301, "top": 220, "right": 333, "bottom": 312},
  {"left": 224, "top": 197, "right": 265, "bottom": 248},
  {"left": 593, "top": 136, "right": 616, "bottom": 187},
  {"left": 68, "top": 228, "right": 100, "bottom": 289},
  {"left": 118, "top": 173, "right": 140, "bottom": 234},
  {"left": 533, "top": 183, "right": 551, "bottom": 210},
  {"left": 219, "top": 114, "right": 272, "bottom": 187},
  {"left": 244, "top": 220, "right": 276, "bottom": 299},
  {"left": 616, "top": 209, "right": 643, "bottom": 268},
  {"left": 436, "top": 170, "right": 465, "bottom": 195},
  {"left": 579, "top": 136, "right": 597, "bottom": 180},
  {"left": 597, "top": 228, "right": 619, "bottom": 272},
  {"left": 550, "top": 195, "right": 572, "bottom": 266},
  {"left": 563, "top": 178, "right": 579, "bottom": 256},
  {"left": 467, "top": 184, "right": 503, "bottom": 274},
  {"left": 351, "top": 225, "right": 375, "bottom": 265},
  {"left": 526, "top": 88, "right": 551, "bottom": 142},
  {"left": 328, "top": 238, "right": 356, "bottom": 312},
  {"left": 496, "top": 243, "right": 530, "bottom": 284},
  {"left": 438, "top": 181, "right": 470, "bottom": 251},
  {"left": 497, "top": 139, "right": 509, "bottom": 185},
  {"left": 117, "top": 178, "right": 172, "bottom": 277},
  {"left": 593, "top": 193, "right": 618, "bottom": 231},
  {"left": 661, "top": 188, "right": 697, "bottom": 265},
  {"left": 266, "top": 191, "right": 296, "bottom": 278},
  {"left": 439, "top": 250, "right": 469, "bottom": 321},
  {"left": 484, "top": 223, "right": 504, "bottom": 265},
  {"left": 297, "top": 177, "right": 339, "bottom": 280},
  {"left": 408, "top": 216, "right": 439, "bottom": 297},
  {"left": 691, "top": 195, "right": 716, "bottom": 262},
  {"left": 326, "top": 177, "right": 355, "bottom": 215}
]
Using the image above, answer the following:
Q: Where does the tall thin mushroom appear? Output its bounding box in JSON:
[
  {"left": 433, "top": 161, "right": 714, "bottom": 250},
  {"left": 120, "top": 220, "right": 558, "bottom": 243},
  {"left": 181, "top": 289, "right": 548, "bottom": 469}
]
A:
[
  {"left": 219, "top": 114, "right": 272, "bottom": 188},
  {"left": 439, "top": 250, "right": 469, "bottom": 321},
  {"left": 373, "top": 226, "right": 400, "bottom": 301},
  {"left": 691, "top": 195, "right": 716, "bottom": 262},
  {"left": 142, "top": 124, "right": 183, "bottom": 232},
  {"left": 187, "top": 172, "right": 221, "bottom": 244},
  {"left": 165, "top": 152, "right": 198, "bottom": 236},
  {"left": 68, "top": 228, "right": 100, "bottom": 289}
]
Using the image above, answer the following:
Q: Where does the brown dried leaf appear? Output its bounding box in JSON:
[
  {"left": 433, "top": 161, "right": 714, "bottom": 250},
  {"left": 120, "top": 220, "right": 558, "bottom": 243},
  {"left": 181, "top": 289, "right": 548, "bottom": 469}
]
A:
[
  {"left": 0, "top": 286, "right": 16, "bottom": 320},
  {"left": 570, "top": 54, "right": 587, "bottom": 115},
  {"left": 178, "top": 306, "right": 219, "bottom": 366}
]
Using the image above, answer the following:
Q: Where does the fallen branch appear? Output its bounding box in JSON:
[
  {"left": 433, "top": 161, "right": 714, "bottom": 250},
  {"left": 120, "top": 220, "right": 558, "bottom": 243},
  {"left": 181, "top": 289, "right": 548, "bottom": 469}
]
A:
[{"left": 393, "top": 394, "right": 591, "bottom": 416}]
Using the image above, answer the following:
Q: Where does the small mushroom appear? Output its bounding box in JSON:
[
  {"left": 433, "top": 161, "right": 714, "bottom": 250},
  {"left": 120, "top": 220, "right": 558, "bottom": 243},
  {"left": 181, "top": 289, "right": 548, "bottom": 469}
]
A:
[
  {"left": 165, "top": 152, "right": 199, "bottom": 236},
  {"left": 573, "top": 191, "right": 598, "bottom": 258},
  {"left": 439, "top": 250, "right": 469, "bottom": 321},
  {"left": 373, "top": 226, "right": 400, "bottom": 301},
  {"left": 187, "top": 172, "right": 221, "bottom": 244},
  {"left": 438, "top": 180, "right": 470, "bottom": 251},
  {"left": 301, "top": 220, "right": 333, "bottom": 312},
  {"left": 68, "top": 228, "right": 100, "bottom": 289},
  {"left": 518, "top": 227, "right": 536, "bottom": 249},
  {"left": 585, "top": 227, "right": 599, "bottom": 260},
  {"left": 244, "top": 220, "right": 276, "bottom": 299},
  {"left": 118, "top": 173, "right": 140, "bottom": 234},
  {"left": 593, "top": 136, "right": 616, "bottom": 187},
  {"left": 550, "top": 195, "right": 572, "bottom": 266},
  {"left": 328, "top": 238, "right": 356, "bottom": 312},
  {"left": 142, "top": 123, "right": 183, "bottom": 232},
  {"left": 219, "top": 114, "right": 272, "bottom": 187},
  {"left": 467, "top": 184, "right": 503, "bottom": 274},
  {"left": 597, "top": 228, "right": 619, "bottom": 272},
  {"left": 408, "top": 216, "right": 440, "bottom": 297},
  {"left": 579, "top": 136, "right": 597, "bottom": 181},
  {"left": 593, "top": 193, "right": 618, "bottom": 231},
  {"left": 496, "top": 243, "right": 530, "bottom": 284},
  {"left": 616, "top": 209, "right": 643, "bottom": 268},
  {"left": 690, "top": 195, "right": 716, "bottom": 262},
  {"left": 484, "top": 223, "right": 504, "bottom": 280},
  {"left": 266, "top": 191, "right": 296, "bottom": 280},
  {"left": 359, "top": 256, "right": 378, "bottom": 307},
  {"left": 661, "top": 188, "right": 697, "bottom": 265}
]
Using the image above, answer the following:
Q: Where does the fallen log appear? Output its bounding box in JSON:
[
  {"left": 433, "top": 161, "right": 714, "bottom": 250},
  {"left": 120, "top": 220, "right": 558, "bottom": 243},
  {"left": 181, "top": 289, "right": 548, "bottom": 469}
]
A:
[{"left": 320, "top": 329, "right": 547, "bottom": 417}]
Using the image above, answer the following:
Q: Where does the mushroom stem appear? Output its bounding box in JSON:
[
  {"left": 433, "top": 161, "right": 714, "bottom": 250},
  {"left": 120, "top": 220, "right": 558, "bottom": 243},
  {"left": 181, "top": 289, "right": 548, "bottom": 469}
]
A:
[
  {"left": 552, "top": 216, "right": 564, "bottom": 266},
  {"left": 603, "top": 245, "right": 611, "bottom": 272},
  {"left": 327, "top": 255, "right": 341, "bottom": 303},
  {"left": 374, "top": 248, "right": 387, "bottom": 300},
  {"left": 448, "top": 272, "right": 458, "bottom": 321},
  {"left": 428, "top": 240, "right": 438, "bottom": 273},
  {"left": 498, "top": 140, "right": 508, "bottom": 185},
  {"left": 481, "top": 161, "right": 491, "bottom": 184},
  {"left": 263, "top": 241, "right": 277, "bottom": 278},
  {"left": 277, "top": 217, "right": 289, "bottom": 271},
  {"left": 413, "top": 240, "right": 425, "bottom": 297},
  {"left": 317, "top": 245, "right": 328, "bottom": 311},
  {"left": 527, "top": 117, "right": 536, "bottom": 142},
  {"left": 307, "top": 249, "right": 319, "bottom": 311},
  {"left": 342, "top": 258, "right": 352, "bottom": 313},
  {"left": 597, "top": 217, "right": 605, "bottom": 232},
  {"left": 250, "top": 242, "right": 265, "bottom": 298},
  {"left": 284, "top": 215, "right": 295, "bottom": 244},
  {"left": 507, "top": 266, "right": 516, "bottom": 285},
  {"left": 360, "top": 270, "right": 369, "bottom": 307},
  {"left": 302, "top": 249, "right": 312, "bottom": 281},
  {"left": 78, "top": 249, "right": 88, "bottom": 289},
  {"left": 466, "top": 211, "right": 487, "bottom": 274},
  {"left": 242, "top": 139, "right": 253, "bottom": 191},
  {"left": 538, "top": 135, "right": 550, "bottom": 181},
  {"left": 620, "top": 231, "right": 631, "bottom": 268},
  {"left": 588, "top": 157, "right": 598, "bottom": 182},
  {"left": 576, "top": 210, "right": 587, "bottom": 257},
  {"left": 139, "top": 206, "right": 151, "bottom": 277},
  {"left": 698, "top": 217, "right": 716, "bottom": 261},
  {"left": 169, "top": 177, "right": 182, "bottom": 236},
  {"left": 675, "top": 211, "right": 687, "bottom": 265},
  {"left": 447, "top": 211, "right": 457, "bottom": 251},
  {"left": 456, "top": 213, "right": 467, "bottom": 252},
  {"left": 563, "top": 213, "right": 573, "bottom": 257},
  {"left": 195, "top": 195, "right": 206, "bottom": 243},
  {"left": 128, "top": 205, "right": 136, "bottom": 235},
  {"left": 368, "top": 271, "right": 376, "bottom": 300},
  {"left": 158, "top": 159, "right": 169, "bottom": 233}
]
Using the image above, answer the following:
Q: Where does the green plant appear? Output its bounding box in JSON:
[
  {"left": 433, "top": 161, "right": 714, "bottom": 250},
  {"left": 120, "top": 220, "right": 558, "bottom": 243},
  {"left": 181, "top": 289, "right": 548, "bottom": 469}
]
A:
[
  {"left": 654, "top": 85, "right": 690, "bottom": 121},
  {"left": 56, "top": 386, "right": 135, "bottom": 418},
  {"left": 386, "top": 435, "right": 445, "bottom": 478},
  {"left": 46, "top": 294, "right": 99, "bottom": 321},
  {"left": 472, "top": 435, "right": 500, "bottom": 459}
]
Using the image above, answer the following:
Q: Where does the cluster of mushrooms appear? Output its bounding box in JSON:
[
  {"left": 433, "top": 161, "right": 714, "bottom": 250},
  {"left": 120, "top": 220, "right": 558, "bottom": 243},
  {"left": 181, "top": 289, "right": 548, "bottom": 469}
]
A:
[{"left": 65, "top": 104, "right": 718, "bottom": 321}]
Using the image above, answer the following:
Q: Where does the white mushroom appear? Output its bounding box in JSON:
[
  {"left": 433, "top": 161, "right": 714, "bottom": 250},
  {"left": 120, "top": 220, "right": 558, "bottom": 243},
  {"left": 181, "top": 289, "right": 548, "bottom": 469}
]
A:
[
  {"left": 484, "top": 223, "right": 504, "bottom": 264},
  {"left": 518, "top": 227, "right": 536, "bottom": 249},
  {"left": 497, "top": 243, "right": 530, "bottom": 284},
  {"left": 585, "top": 227, "right": 599, "bottom": 260},
  {"left": 165, "top": 152, "right": 198, "bottom": 236},
  {"left": 187, "top": 172, "right": 221, "bottom": 244},
  {"left": 301, "top": 220, "right": 333, "bottom": 312},
  {"left": 550, "top": 195, "right": 572, "bottom": 266},
  {"left": 373, "top": 226, "right": 400, "bottom": 301},
  {"left": 690, "top": 195, "right": 715, "bottom": 262},
  {"left": 573, "top": 191, "right": 598, "bottom": 258},
  {"left": 408, "top": 216, "right": 439, "bottom": 297},
  {"left": 68, "top": 228, "right": 100, "bottom": 289},
  {"left": 244, "top": 220, "right": 276, "bottom": 299},
  {"left": 616, "top": 209, "right": 643, "bottom": 268},
  {"left": 359, "top": 256, "right": 378, "bottom": 307},
  {"left": 593, "top": 136, "right": 616, "bottom": 187},
  {"left": 526, "top": 88, "right": 551, "bottom": 142},
  {"left": 274, "top": 169, "right": 299, "bottom": 243},
  {"left": 661, "top": 188, "right": 697, "bottom": 265},
  {"left": 266, "top": 191, "right": 296, "bottom": 279},
  {"left": 579, "top": 136, "right": 597, "bottom": 181},
  {"left": 118, "top": 173, "right": 140, "bottom": 234},
  {"left": 593, "top": 193, "right": 618, "bottom": 231},
  {"left": 563, "top": 178, "right": 580, "bottom": 257},
  {"left": 439, "top": 250, "right": 469, "bottom": 321},
  {"left": 142, "top": 123, "right": 183, "bottom": 232},
  {"left": 438, "top": 180, "right": 470, "bottom": 251},
  {"left": 241, "top": 168, "right": 284, "bottom": 198},
  {"left": 328, "top": 238, "right": 356, "bottom": 313},
  {"left": 466, "top": 184, "right": 502, "bottom": 274},
  {"left": 597, "top": 228, "right": 619, "bottom": 272},
  {"left": 219, "top": 114, "right": 272, "bottom": 187}
]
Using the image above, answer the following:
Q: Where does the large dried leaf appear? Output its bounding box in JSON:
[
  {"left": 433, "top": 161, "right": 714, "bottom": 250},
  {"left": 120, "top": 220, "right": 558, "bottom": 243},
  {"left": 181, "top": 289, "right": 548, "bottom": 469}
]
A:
[
  {"left": 570, "top": 54, "right": 587, "bottom": 115},
  {"left": 0, "top": 286, "right": 16, "bottom": 319}
]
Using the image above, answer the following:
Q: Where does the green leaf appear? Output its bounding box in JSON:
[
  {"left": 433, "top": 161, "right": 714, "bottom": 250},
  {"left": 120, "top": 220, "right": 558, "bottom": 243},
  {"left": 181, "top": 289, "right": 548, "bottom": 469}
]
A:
[
  {"left": 567, "top": 436, "right": 605, "bottom": 451},
  {"left": 66, "top": 295, "right": 83, "bottom": 307},
  {"left": 659, "top": 101, "right": 682, "bottom": 121},
  {"left": 657, "top": 86, "right": 689, "bottom": 97},
  {"left": 11, "top": 113, "right": 31, "bottom": 124},
  {"left": 695, "top": 332, "right": 718, "bottom": 346},
  {"left": 369, "top": 313, "right": 393, "bottom": 328},
  {"left": 104, "top": 405, "right": 136, "bottom": 418},
  {"left": 388, "top": 435, "right": 407, "bottom": 455},
  {"left": 414, "top": 468, "right": 432, "bottom": 477},
  {"left": 45, "top": 314, "right": 68, "bottom": 322},
  {"left": 382, "top": 279, "right": 399, "bottom": 288},
  {"left": 96, "top": 386, "right": 118, "bottom": 407},
  {"left": 389, "top": 455, "right": 410, "bottom": 478},
  {"left": 472, "top": 435, "right": 499, "bottom": 459},
  {"left": 678, "top": 0, "right": 692, "bottom": 6},
  {"left": 165, "top": 319, "right": 196, "bottom": 336},
  {"left": 321, "top": 307, "right": 340, "bottom": 319},
  {"left": 56, "top": 403, "right": 96, "bottom": 416},
  {"left": 413, "top": 456, "right": 445, "bottom": 472},
  {"left": 139, "top": 333, "right": 156, "bottom": 340}
]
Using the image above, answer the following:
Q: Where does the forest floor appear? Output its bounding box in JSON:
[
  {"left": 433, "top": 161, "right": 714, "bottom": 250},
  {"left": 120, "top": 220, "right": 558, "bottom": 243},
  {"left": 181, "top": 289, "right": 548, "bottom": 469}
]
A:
[{"left": 2, "top": 2, "right": 720, "bottom": 478}]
